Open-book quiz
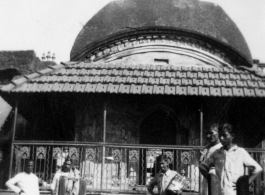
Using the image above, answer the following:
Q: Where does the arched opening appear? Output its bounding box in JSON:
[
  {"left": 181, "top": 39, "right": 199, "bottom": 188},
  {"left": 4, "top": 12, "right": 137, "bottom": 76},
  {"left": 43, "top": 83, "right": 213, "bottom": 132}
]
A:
[{"left": 140, "top": 109, "right": 177, "bottom": 145}]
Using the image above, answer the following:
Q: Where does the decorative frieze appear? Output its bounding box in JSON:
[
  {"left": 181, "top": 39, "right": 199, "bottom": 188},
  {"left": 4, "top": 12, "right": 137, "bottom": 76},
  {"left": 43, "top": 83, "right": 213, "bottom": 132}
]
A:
[{"left": 85, "top": 35, "right": 234, "bottom": 68}]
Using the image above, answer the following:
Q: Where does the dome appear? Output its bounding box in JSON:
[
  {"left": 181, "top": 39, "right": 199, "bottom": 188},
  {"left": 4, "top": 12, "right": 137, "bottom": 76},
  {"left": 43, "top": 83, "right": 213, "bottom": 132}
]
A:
[{"left": 70, "top": 0, "right": 252, "bottom": 66}]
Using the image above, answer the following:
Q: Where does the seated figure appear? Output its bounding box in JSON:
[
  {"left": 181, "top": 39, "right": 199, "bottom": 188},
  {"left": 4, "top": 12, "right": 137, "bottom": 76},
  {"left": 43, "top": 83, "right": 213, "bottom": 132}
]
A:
[{"left": 51, "top": 157, "right": 86, "bottom": 195}]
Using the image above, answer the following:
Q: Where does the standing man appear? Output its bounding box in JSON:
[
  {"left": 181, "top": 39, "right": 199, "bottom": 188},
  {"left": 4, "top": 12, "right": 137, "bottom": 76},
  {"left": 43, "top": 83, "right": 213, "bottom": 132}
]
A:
[
  {"left": 6, "top": 159, "right": 39, "bottom": 195},
  {"left": 200, "top": 123, "right": 262, "bottom": 195},
  {"left": 147, "top": 155, "right": 182, "bottom": 195},
  {"left": 51, "top": 157, "right": 80, "bottom": 195},
  {"left": 199, "top": 123, "right": 222, "bottom": 195}
]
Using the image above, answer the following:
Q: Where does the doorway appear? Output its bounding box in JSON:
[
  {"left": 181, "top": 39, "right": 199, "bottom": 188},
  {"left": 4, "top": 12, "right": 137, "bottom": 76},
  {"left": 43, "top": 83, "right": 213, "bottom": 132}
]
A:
[{"left": 140, "top": 109, "right": 177, "bottom": 145}]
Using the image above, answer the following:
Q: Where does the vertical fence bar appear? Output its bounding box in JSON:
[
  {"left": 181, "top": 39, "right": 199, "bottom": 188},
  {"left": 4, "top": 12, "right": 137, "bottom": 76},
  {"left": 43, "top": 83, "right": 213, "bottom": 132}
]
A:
[
  {"left": 199, "top": 103, "right": 204, "bottom": 194},
  {"left": 101, "top": 102, "right": 107, "bottom": 190},
  {"left": 8, "top": 101, "right": 18, "bottom": 179}
]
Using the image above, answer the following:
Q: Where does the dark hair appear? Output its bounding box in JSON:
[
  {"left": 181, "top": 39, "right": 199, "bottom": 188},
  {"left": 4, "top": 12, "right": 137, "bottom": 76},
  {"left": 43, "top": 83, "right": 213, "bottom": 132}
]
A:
[
  {"left": 159, "top": 155, "right": 169, "bottom": 163},
  {"left": 210, "top": 123, "right": 219, "bottom": 131},
  {"left": 64, "top": 156, "right": 72, "bottom": 164},
  {"left": 25, "top": 159, "right": 34, "bottom": 165},
  {"left": 221, "top": 123, "right": 234, "bottom": 134}
]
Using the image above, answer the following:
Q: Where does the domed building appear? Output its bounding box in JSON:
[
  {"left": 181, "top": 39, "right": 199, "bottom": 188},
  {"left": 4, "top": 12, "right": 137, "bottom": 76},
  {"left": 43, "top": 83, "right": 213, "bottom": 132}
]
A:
[{"left": 1, "top": 0, "right": 265, "bottom": 194}]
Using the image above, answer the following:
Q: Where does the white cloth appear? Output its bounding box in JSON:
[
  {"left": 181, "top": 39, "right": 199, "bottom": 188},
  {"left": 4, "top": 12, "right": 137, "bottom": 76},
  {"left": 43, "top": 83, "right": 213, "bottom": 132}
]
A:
[
  {"left": 6, "top": 172, "right": 39, "bottom": 195},
  {"left": 161, "top": 169, "right": 178, "bottom": 192},
  {"left": 201, "top": 143, "right": 222, "bottom": 195},
  {"left": 201, "top": 145, "right": 262, "bottom": 195},
  {"left": 51, "top": 172, "right": 70, "bottom": 195}
]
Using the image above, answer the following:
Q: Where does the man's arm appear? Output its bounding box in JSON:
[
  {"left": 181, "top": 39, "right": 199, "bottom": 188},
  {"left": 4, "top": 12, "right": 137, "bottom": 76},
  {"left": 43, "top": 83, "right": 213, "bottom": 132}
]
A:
[
  {"left": 199, "top": 156, "right": 212, "bottom": 179},
  {"left": 147, "top": 176, "right": 158, "bottom": 195},
  {"left": 6, "top": 175, "right": 25, "bottom": 195},
  {"left": 242, "top": 149, "right": 263, "bottom": 184}
]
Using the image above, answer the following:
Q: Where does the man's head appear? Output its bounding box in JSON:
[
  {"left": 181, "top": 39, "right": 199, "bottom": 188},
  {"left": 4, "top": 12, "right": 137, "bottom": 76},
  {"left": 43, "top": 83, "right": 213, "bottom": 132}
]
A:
[
  {"left": 62, "top": 157, "right": 71, "bottom": 172},
  {"left": 205, "top": 123, "right": 220, "bottom": 145},
  {"left": 25, "top": 159, "right": 34, "bottom": 174},
  {"left": 158, "top": 155, "right": 170, "bottom": 173},
  {"left": 219, "top": 123, "right": 234, "bottom": 147}
]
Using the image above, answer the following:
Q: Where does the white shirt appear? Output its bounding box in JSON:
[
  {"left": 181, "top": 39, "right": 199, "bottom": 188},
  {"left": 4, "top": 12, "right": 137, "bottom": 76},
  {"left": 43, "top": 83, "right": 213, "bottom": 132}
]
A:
[
  {"left": 6, "top": 172, "right": 39, "bottom": 195},
  {"left": 201, "top": 145, "right": 262, "bottom": 195},
  {"left": 51, "top": 171, "right": 70, "bottom": 195}
]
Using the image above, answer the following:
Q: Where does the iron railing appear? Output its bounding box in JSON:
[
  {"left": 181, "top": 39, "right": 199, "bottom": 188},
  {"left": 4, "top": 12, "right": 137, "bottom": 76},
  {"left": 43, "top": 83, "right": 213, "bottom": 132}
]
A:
[{"left": 10, "top": 141, "right": 265, "bottom": 194}]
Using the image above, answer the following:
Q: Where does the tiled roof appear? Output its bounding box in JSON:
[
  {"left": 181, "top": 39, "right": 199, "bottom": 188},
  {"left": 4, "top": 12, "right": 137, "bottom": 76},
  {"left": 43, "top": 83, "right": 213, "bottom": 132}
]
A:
[{"left": 1, "top": 62, "right": 265, "bottom": 97}]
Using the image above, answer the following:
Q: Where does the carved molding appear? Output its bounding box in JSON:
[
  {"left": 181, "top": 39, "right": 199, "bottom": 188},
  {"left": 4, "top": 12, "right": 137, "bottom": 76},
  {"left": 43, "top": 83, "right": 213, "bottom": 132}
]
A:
[{"left": 84, "top": 35, "right": 234, "bottom": 68}]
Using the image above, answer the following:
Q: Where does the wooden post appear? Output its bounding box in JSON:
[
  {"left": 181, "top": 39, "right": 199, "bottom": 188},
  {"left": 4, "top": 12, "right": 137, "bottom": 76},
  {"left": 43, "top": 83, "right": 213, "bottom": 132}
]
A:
[
  {"left": 200, "top": 104, "right": 203, "bottom": 146},
  {"left": 101, "top": 102, "right": 107, "bottom": 190},
  {"left": 8, "top": 101, "right": 18, "bottom": 179},
  {"left": 199, "top": 103, "right": 203, "bottom": 194}
]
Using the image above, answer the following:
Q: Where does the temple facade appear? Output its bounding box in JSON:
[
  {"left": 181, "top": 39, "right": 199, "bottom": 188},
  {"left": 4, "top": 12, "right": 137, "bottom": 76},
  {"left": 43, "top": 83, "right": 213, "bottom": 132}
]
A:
[{"left": 0, "top": 0, "right": 265, "bottom": 194}]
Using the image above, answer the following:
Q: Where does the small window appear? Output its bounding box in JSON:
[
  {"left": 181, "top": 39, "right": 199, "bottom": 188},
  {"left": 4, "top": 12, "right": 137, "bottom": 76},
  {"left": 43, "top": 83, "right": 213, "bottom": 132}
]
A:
[{"left": 154, "top": 59, "right": 169, "bottom": 64}]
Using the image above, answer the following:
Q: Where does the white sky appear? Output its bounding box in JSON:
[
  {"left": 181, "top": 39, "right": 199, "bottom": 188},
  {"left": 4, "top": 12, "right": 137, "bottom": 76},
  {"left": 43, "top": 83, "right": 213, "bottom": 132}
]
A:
[{"left": 0, "top": 0, "right": 264, "bottom": 64}]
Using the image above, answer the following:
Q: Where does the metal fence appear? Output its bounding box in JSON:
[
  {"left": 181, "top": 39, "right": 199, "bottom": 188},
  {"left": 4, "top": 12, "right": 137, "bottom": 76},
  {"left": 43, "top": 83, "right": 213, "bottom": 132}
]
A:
[{"left": 10, "top": 141, "right": 265, "bottom": 194}]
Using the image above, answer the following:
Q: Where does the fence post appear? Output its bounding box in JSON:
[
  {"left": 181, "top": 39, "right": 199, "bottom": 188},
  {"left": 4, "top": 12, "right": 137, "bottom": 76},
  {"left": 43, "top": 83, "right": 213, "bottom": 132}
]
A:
[
  {"left": 8, "top": 101, "right": 18, "bottom": 179},
  {"left": 101, "top": 102, "right": 107, "bottom": 190}
]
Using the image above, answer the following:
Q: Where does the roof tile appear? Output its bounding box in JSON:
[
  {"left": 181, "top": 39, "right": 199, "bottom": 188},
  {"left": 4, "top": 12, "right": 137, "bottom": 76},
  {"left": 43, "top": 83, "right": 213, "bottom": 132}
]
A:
[
  {"left": 209, "top": 72, "right": 219, "bottom": 79},
  {"left": 84, "top": 83, "right": 97, "bottom": 92},
  {"left": 165, "top": 85, "right": 175, "bottom": 95},
  {"left": 243, "top": 88, "right": 255, "bottom": 97},
  {"left": 176, "top": 86, "right": 187, "bottom": 95},
  {"left": 133, "top": 70, "right": 144, "bottom": 77},
  {"left": 254, "top": 89, "right": 265, "bottom": 97},
  {"left": 123, "top": 70, "right": 133, "bottom": 76},
  {"left": 235, "top": 80, "right": 247, "bottom": 88},
  {"left": 193, "top": 79, "right": 203, "bottom": 86},
  {"left": 130, "top": 84, "right": 142, "bottom": 94},
  {"left": 258, "top": 81, "right": 265, "bottom": 88},
  {"left": 96, "top": 83, "right": 108, "bottom": 93},
  {"left": 35, "top": 83, "right": 44, "bottom": 92},
  {"left": 240, "top": 74, "right": 251, "bottom": 80},
  {"left": 155, "top": 71, "right": 165, "bottom": 77},
  {"left": 144, "top": 71, "right": 154, "bottom": 77},
  {"left": 210, "top": 87, "right": 221, "bottom": 96},
  {"left": 119, "top": 84, "right": 131, "bottom": 94},
  {"left": 187, "top": 86, "right": 198, "bottom": 95},
  {"left": 160, "top": 78, "right": 170, "bottom": 85},
  {"left": 226, "top": 80, "right": 237, "bottom": 87},
  {"left": 165, "top": 71, "right": 175, "bottom": 78},
  {"left": 137, "top": 77, "right": 149, "bottom": 84},
  {"left": 42, "top": 83, "right": 53, "bottom": 92},
  {"left": 232, "top": 88, "right": 244, "bottom": 97},
  {"left": 247, "top": 80, "right": 259, "bottom": 88},
  {"left": 221, "top": 87, "right": 233, "bottom": 96},
  {"left": 176, "top": 72, "right": 187, "bottom": 78},
  {"left": 127, "top": 77, "right": 137, "bottom": 84},
  {"left": 148, "top": 78, "right": 160, "bottom": 85},
  {"left": 107, "top": 83, "right": 120, "bottom": 93},
  {"left": 170, "top": 78, "right": 181, "bottom": 85},
  {"left": 229, "top": 73, "right": 241, "bottom": 80},
  {"left": 198, "top": 72, "right": 208, "bottom": 79},
  {"left": 219, "top": 73, "right": 230, "bottom": 80},
  {"left": 142, "top": 85, "right": 153, "bottom": 94},
  {"left": 182, "top": 78, "right": 193, "bottom": 86},
  {"left": 214, "top": 80, "right": 226, "bottom": 87},
  {"left": 204, "top": 79, "right": 215, "bottom": 86},
  {"left": 192, "top": 67, "right": 202, "bottom": 72},
  {"left": 153, "top": 85, "right": 164, "bottom": 94},
  {"left": 161, "top": 65, "right": 171, "bottom": 71},
  {"left": 187, "top": 72, "right": 197, "bottom": 79},
  {"left": 51, "top": 83, "right": 65, "bottom": 92}
]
